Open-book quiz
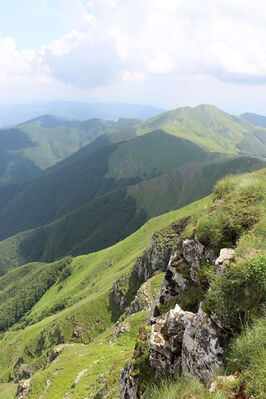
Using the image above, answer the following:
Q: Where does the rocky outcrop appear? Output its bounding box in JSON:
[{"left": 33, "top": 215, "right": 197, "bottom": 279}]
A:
[
  {"left": 148, "top": 252, "right": 189, "bottom": 324},
  {"left": 149, "top": 304, "right": 193, "bottom": 377},
  {"left": 16, "top": 379, "right": 31, "bottom": 399},
  {"left": 49, "top": 345, "right": 63, "bottom": 362},
  {"left": 149, "top": 303, "right": 223, "bottom": 384},
  {"left": 110, "top": 278, "right": 128, "bottom": 314},
  {"left": 119, "top": 365, "right": 139, "bottom": 399},
  {"left": 128, "top": 280, "right": 154, "bottom": 315},
  {"left": 13, "top": 357, "right": 32, "bottom": 381},
  {"left": 182, "top": 304, "right": 224, "bottom": 384},
  {"left": 148, "top": 237, "right": 216, "bottom": 323},
  {"left": 215, "top": 248, "right": 235, "bottom": 277},
  {"left": 182, "top": 237, "right": 216, "bottom": 283}
]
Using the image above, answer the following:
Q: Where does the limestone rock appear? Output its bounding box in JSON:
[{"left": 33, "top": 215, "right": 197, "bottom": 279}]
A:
[
  {"left": 16, "top": 379, "right": 31, "bottom": 399},
  {"left": 128, "top": 280, "right": 154, "bottom": 315},
  {"left": 215, "top": 248, "right": 235, "bottom": 276},
  {"left": 148, "top": 252, "right": 189, "bottom": 324},
  {"left": 111, "top": 321, "right": 131, "bottom": 341},
  {"left": 182, "top": 237, "right": 216, "bottom": 283},
  {"left": 119, "top": 365, "right": 139, "bottom": 399},
  {"left": 13, "top": 357, "right": 32, "bottom": 381},
  {"left": 146, "top": 235, "right": 172, "bottom": 273},
  {"left": 182, "top": 303, "right": 224, "bottom": 384},
  {"left": 49, "top": 345, "right": 63, "bottom": 362},
  {"left": 149, "top": 304, "right": 194, "bottom": 377}
]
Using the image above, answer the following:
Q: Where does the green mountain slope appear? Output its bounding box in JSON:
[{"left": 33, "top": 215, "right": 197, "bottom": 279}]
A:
[
  {"left": 135, "top": 104, "right": 266, "bottom": 157},
  {"left": 0, "top": 130, "right": 216, "bottom": 241},
  {"left": 0, "top": 116, "right": 139, "bottom": 185},
  {"left": 241, "top": 112, "right": 266, "bottom": 128},
  {"left": 0, "top": 168, "right": 265, "bottom": 398},
  {"left": 0, "top": 156, "right": 264, "bottom": 275},
  {"left": 0, "top": 196, "right": 210, "bottom": 396}
]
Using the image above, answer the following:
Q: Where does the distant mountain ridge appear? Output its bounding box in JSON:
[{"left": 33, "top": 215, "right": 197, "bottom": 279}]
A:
[
  {"left": 0, "top": 101, "right": 163, "bottom": 127},
  {"left": 0, "top": 104, "right": 266, "bottom": 275},
  {"left": 0, "top": 115, "right": 139, "bottom": 184},
  {"left": 241, "top": 112, "right": 266, "bottom": 128}
]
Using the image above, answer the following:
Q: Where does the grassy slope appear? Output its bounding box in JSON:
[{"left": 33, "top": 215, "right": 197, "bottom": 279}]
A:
[
  {"left": 135, "top": 104, "right": 266, "bottom": 157},
  {"left": 127, "top": 169, "right": 266, "bottom": 399},
  {"left": 0, "top": 169, "right": 265, "bottom": 398},
  {"left": 0, "top": 155, "right": 264, "bottom": 275},
  {"left": 0, "top": 197, "right": 211, "bottom": 398},
  {"left": 0, "top": 116, "right": 138, "bottom": 185},
  {"left": 128, "top": 156, "right": 265, "bottom": 218}
]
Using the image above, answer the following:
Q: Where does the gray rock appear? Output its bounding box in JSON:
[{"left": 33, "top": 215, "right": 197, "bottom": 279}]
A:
[
  {"left": 128, "top": 280, "right": 154, "bottom": 315},
  {"left": 119, "top": 365, "right": 139, "bottom": 399},
  {"left": 182, "top": 303, "right": 224, "bottom": 384},
  {"left": 215, "top": 248, "right": 235, "bottom": 277},
  {"left": 146, "top": 235, "right": 172, "bottom": 273},
  {"left": 148, "top": 252, "right": 189, "bottom": 324},
  {"left": 16, "top": 379, "right": 31, "bottom": 399},
  {"left": 149, "top": 304, "right": 194, "bottom": 377},
  {"left": 182, "top": 238, "right": 205, "bottom": 283},
  {"left": 182, "top": 237, "right": 216, "bottom": 283}
]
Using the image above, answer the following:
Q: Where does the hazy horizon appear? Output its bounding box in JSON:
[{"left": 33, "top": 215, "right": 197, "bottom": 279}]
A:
[{"left": 1, "top": 1, "right": 266, "bottom": 115}]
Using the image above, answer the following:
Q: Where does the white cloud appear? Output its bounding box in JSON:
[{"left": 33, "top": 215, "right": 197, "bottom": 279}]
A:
[{"left": 2, "top": 0, "right": 266, "bottom": 105}]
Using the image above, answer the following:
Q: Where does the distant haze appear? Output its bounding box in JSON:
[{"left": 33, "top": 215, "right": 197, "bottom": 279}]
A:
[
  {"left": 0, "top": 102, "right": 163, "bottom": 127},
  {"left": 1, "top": 1, "right": 266, "bottom": 114}
]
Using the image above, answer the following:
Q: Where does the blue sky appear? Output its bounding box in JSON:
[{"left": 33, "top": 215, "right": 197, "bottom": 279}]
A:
[{"left": 1, "top": 0, "right": 266, "bottom": 114}]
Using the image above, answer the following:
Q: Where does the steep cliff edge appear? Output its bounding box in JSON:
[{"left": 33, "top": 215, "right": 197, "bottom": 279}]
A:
[{"left": 119, "top": 169, "right": 266, "bottom": 399}]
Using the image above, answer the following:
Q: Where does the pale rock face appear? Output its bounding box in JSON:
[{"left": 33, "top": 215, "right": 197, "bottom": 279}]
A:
[
  {"left": 148, "top": 252, "right": 189, "bottom": 324},
  {"left": 149, "top": 303, "right": 224, "bottom": 385},
  {"left": 215, "top": 248, "right": 235, "bottom": 277},
  {"left": 182, "top": 304, "right": 224, "bottom": 384},
  {"left": 146, "top": 235, "right": 172, "bottom": 273},
  {"left": 16, "top": 379, "right": 31, "bottom": 399},
  {"left": 209, "top": 375, "right": 236, "bottom": 392},
  {"left": 119, "top": 365, "right": 139, "bottom": 399},
  {"left": 182, "top": 238, "right": 205, "bottom": 283},
  {"left": 182, "top": 237, "right": 216, "bottom": 283},
  {"left": 128, "top": 280, "right": 154, "bottom": 315},
  {"left": 149, "top": 304, "right": 194, "bottom": 377}
]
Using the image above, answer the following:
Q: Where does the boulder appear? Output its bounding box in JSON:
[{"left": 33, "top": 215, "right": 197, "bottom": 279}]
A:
[
  {"left": 215, "top": 248, "right": 235, "bottom": 277},
  {"left": 119, "top": 365, "right": 139, "bottom": 399},
  {"left": 16, "top": 379, "right": 31, "bottom": 399},
  {"left": 149, "top": 304, "right": 194, "bottom": 377},
  {"left": 182, "top": 303, "right": 224, "bottom": 384},
  {"left": 148, "top": 252, "right": 189, "bottom": 324}
]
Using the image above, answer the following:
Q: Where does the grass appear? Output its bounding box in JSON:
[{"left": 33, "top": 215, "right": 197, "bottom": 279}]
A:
[
  {"left": 0, "top": 196, "right": 210, "bottom": 393},
  {"left": 146, "top": 376, "right": 227, "bottom": 399},
  {"left": 227, "top": 317, "right": 266, "bottom": 399},
  {"left": 0, "top": 169, "right": 265, "bottom": 398},
  {"left": 135, "top": 104, "right": 266, "bottom": 157}
]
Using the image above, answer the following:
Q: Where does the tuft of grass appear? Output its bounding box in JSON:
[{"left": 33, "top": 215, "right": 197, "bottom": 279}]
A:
[
  {"left": 227, "top": 317, "right": 266, "bottom": 399},
  {"left": 204, "top": 254, "right": 266, "bottom": 328},
  {"left": 145, "top": 376, "right": 227, "bottom": 399}
]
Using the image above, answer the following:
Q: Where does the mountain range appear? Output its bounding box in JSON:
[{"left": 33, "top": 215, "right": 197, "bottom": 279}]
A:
[
  {"left": 0, "top": 104, "right": 265, "bottom": 275},
  {"left": 0, "top": 168, "right": 265, "bottom": 398}
]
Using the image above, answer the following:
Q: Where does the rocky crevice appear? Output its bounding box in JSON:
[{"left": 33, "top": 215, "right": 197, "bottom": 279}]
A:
[{"left": 120, "top": 234, "right": 235, "bottom": 398}]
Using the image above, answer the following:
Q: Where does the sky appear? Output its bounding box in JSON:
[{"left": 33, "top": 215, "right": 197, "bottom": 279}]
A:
[{"left": 1, "top": 0, "right": 266, "bottom": 114}]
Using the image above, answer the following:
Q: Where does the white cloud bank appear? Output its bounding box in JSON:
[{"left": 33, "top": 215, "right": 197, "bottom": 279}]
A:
[{"left": 1, "top": 0, "right": 266, "bottom": 108}]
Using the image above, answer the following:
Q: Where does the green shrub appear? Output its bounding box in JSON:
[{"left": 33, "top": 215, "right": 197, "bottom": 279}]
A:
[{"left": 204, "top": 254, "right": 266, "bottom": 328}]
